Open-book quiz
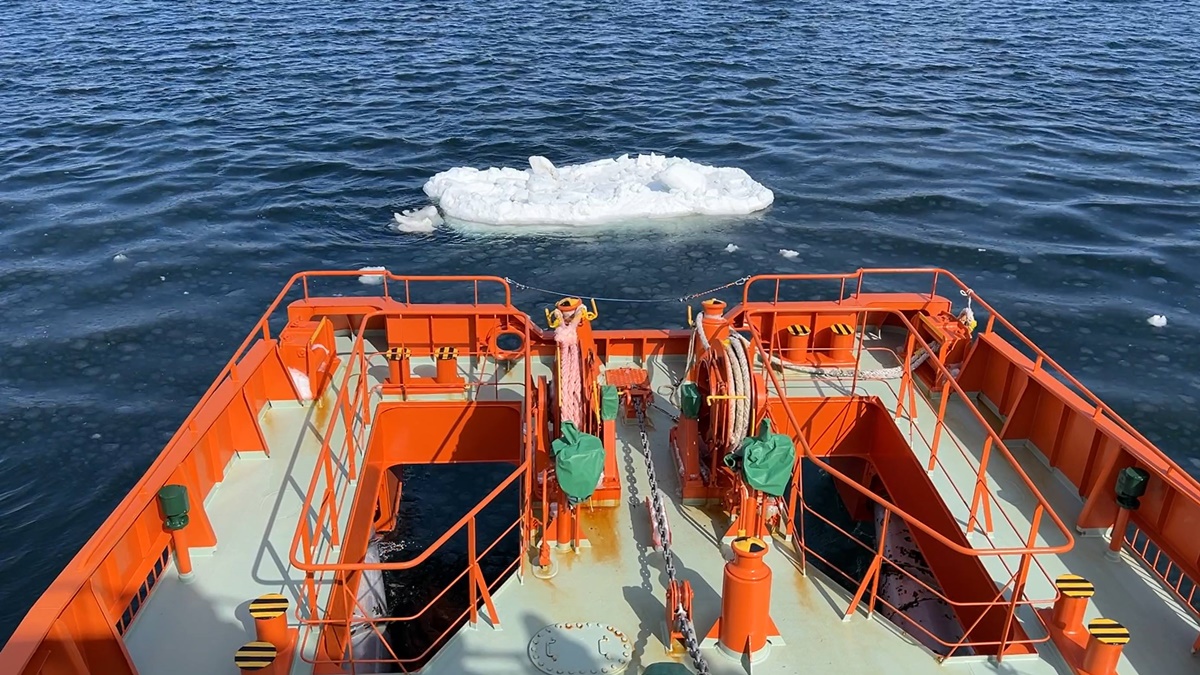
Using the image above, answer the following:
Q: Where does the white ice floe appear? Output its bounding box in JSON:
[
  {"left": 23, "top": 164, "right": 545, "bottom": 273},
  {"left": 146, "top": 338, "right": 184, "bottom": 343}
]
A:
[
  {"left": 780, "top": 249, "right": 799, "bottom": 259},
  {"left": 392, "top": 206, "right": 442, "bottom": 233},
  {"left": 422, "top": 154, "right": 774, "bottom": 227},
  {"left": 725, "top": 244, "right": 739, "bottom": 253},
  {"left": 112, "top": 253, "right": 129, "bottom": 263},
  {"left": 1147, "top": 314, "right": 1168, "bottom": 327},
  {"left": 358, "top": 266, "right": 386, "bottom": 285}
]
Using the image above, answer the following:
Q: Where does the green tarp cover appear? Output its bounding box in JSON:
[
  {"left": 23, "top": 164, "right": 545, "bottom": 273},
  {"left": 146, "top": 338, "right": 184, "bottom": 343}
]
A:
[
  {"left": 551, "top": 421, "right": 605, "bottom": 504},
  {"left": 724, "top": 419, "right": 795, "bottom": 497},
  {"left": 600, "top": 385, "right": 620, "bottom": 421},
  {"left": 680, "top": 382, "right": 701, "bottom": 420}
]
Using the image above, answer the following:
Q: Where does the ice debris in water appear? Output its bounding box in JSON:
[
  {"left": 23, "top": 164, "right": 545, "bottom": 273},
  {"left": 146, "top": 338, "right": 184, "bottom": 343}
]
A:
[
  {"left": 421, "top": 154, "right": 774, "bottom": 226},
  {"left": 725, "top": 244, "right": 739, "bottom": 253},
  {"left": 112, "top": 253, "right": 128, "bottom": 263},
  {"left": 392, "top": 206, "right": 442, "bottom": 233},
  {"left": 358, "top": 266, "right": 386, "bottom": 285},
  {"left": 780, "top": 249, "right": 799, "bottom": 259},
  {"left": 1147, "top": 314, "right": 1168, "bottom": 327}
]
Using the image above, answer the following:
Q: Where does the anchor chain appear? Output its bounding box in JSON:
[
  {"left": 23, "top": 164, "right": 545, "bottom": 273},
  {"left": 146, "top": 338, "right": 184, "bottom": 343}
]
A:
[{"left": 633, "top": 398, "right": 710, "bottom": 675}]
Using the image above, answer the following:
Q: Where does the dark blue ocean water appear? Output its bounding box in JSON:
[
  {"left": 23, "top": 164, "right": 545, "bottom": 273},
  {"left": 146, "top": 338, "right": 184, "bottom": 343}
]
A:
[{"left": 2, "top": 0, "right": 1198, "bottom": 645}]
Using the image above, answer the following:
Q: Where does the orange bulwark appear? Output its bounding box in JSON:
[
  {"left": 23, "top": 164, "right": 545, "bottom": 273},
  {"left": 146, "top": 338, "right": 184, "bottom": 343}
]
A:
[{"left": 1, "top": 268, "right": 1196, "bottom": 675}]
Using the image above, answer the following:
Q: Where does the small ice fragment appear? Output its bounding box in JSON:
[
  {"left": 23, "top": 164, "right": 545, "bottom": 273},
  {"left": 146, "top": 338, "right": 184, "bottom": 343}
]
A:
[
  {"left": 780, "top": 249, "right": 799, "bottom": 259},
  {"left": 90, "top": 433, "right": 101, "bottom": 439},
  {"left": 725, "top": 244, "right": 739, "bottom": 253},
  {"left": 288, "top": 367, "right": 313, "bottom": 402},
  {"left": 159, "top": 275, "right": 165, "bottom": 281},
  {"left": 978, "top": 248, "right": 987, "bottom": 252},
  {"left": 358, "top": 266, "right": 386, "bottom": 285},
  {"left": 113, "top": 253, "right": 128, "bottom": 263},
  {"left": 392, "top": 206, "right": 442, "bottom": 233},
  {"left": 655, "top": 163, "right": 707, "bottom": 193},
  {"left": 528, "top": 155, "right": 559, "bottom": 179},
  {"left": 183, "top": 291, "right": 189, "bottom": 295},
  {"left": 1147, "top": 314, "right": 1168, "bottom": 327}
]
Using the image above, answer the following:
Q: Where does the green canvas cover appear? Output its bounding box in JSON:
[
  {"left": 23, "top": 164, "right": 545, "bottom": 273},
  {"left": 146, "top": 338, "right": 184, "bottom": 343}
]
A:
[
  {"left": 724, "top": 419, "right": 795, "bottom": 497},
  {"left": 679, "top": 382, "right": 701, "bottom": 420},
  {"left": 600, "top": 385, "right": 620, "bottom": 421},
  {"left": 551, "top": 421, "right": 605, "bottom": 503}
]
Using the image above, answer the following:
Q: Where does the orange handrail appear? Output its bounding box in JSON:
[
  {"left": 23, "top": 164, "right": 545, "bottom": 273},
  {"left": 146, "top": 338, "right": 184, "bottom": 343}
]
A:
[{"left": 743, "top": 308, "right": 1075, "bottom": 556}]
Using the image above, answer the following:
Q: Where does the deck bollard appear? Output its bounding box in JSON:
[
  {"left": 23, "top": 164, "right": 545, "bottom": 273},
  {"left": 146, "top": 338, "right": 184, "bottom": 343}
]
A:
[
  {"left": 1050, "top": 574, "right": 1094, "bottom": 635},
  {"left": 249, "top": 593, "right": 289, "bottom": 650},
  {"left": 1081, "top": 618, "right": 1129, "bottom": 675}
]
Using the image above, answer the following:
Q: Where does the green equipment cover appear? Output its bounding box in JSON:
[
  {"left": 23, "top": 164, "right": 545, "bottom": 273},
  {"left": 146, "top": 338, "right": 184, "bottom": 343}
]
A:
[
  {"left": 724, "top": 419, "right": 795, "bottom": 497},
  {"left": 551, "top": 422, "right": 606, "bottom": 504},
  {"left": 600, "top": 385, "right": 620, "bottom": 421},
  {"left": 679, "top": 382, "right": 701, "bottom": 420}
]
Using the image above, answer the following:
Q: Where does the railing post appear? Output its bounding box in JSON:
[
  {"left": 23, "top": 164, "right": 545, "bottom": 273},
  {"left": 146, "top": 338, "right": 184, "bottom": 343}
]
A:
[
  {"left": 928, "top": 379, "right": 952, "bottom": 471},
  {"left": 966, "top": 437, "right": 994, "bottom": 535},
  {"left": 998, "top": 505, "right": 1042, "bottom": 660},
  {"left": 845, "top": 509, "right": 889, "bottom": 621},
  {"left": 896, "top": 333, "right": 915, "bottom": 420},
  {"left": 468, "top": 517, "right": 478, "bottom": 626}
]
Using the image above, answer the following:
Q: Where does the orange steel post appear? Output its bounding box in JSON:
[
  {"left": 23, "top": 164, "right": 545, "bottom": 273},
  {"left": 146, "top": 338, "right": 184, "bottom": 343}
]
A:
[
  {"left": 828, "top": 321, "right": 856, "bottom": 363},
  {"left": 1049, "top": 574, "right": 1094, "bottom": 634},
  {"left": 1108, "top": 506, "right": 1132, "bottom": 556},
  {"left": 710, "top": 536, "right": 778, "bottom": 658},
  {"left": 846, "top": 508, "right": 889, "bottom": 620},
  {"left": 249, "top": 593, "right": 289, "bottom": 650},
  {"left": 928, "top": 379, "right": 952, "bottom": 471},
  {"left": 998, "top": 505, "right": 1041, "bottom": 659},
  {"left": 1081, "top": 619, "right": 1129, "bottom": 675},
  {"left": 170, "top": 528, "right": 194, "bottom": 580},
  {"left": 435, "top": 347, "right": 461, "bottom": 384},
  {"left": 782, "top": 324, "right": 810, "bottom": 362},
  {"left": 468, "top": 517, "right": 478, "bottom": 626},
  {"left": 895, "top": 332, "right": 915, "bottom": 420}
]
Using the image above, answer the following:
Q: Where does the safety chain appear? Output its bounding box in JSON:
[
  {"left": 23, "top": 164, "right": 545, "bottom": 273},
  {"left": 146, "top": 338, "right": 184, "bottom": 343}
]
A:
[
  {"left": 504, "top": 276, "right": 750, "bottom": 305},
  {"left": 633, "top": 398, "right": 710, "bottom": 675}
]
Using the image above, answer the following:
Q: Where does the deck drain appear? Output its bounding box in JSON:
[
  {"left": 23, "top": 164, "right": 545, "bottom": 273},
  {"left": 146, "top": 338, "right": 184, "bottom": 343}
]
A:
[{"left": 528, "top": 622, "right": 632, "bottom": 675}]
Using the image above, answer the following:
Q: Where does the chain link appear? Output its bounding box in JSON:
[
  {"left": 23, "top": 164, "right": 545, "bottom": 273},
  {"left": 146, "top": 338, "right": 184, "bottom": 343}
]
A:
[{"left": 633, "top": 399, "right": 710, "bottom": 675}]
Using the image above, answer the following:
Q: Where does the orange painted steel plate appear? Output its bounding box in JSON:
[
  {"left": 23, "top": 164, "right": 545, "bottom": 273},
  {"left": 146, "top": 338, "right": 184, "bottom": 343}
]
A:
[{"left": 605, "top": 367, "right": 650, "bottom": 389}]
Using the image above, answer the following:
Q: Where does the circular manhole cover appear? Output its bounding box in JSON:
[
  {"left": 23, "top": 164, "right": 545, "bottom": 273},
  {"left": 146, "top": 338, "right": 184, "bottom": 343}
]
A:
[{"left": 528, "top": 622, "right": 632, "bottom": 675}]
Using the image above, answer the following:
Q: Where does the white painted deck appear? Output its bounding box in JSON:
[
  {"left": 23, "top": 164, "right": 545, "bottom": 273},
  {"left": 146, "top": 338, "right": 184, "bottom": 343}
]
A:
[{"left": 123, "top": 329, "right": 1198, "bottom": 675}]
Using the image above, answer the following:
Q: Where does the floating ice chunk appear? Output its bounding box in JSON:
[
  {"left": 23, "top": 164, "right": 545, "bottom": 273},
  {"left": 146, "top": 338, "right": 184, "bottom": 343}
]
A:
[
  {"left": 112, "top": 253, "right": 128, "bottom": 263},
  {"left": 422, "top": 154, "right": 773, "bottom": 227},
  {"left": 725, "top": 244, "right": 739, "bottom": 253},
  {"left": 392, "top": 206, "right": 442, "bottom": 233},
  {"left": 780, "top": 249, "right": 799, "bottom": 259},
  {"left": 358, "top": 266, "right": 386, "bottom": 285},
  {"left": 288, "top": 367, "right": 313, "bottom": 402},
  {"left": 1147, "top": 314, "right": 1168, "bottom": 327}
]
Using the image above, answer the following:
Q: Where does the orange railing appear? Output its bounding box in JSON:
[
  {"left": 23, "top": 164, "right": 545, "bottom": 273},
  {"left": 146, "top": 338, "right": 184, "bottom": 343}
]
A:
[
  {"left": 741, "top": 305, "right": 1073, "bottom": 658},
  {"left": 286, "top": 303, "right": 536, "bottom": 673},
  {"left": 0, "top": 269, "right": 515, "bottom": 675}
]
